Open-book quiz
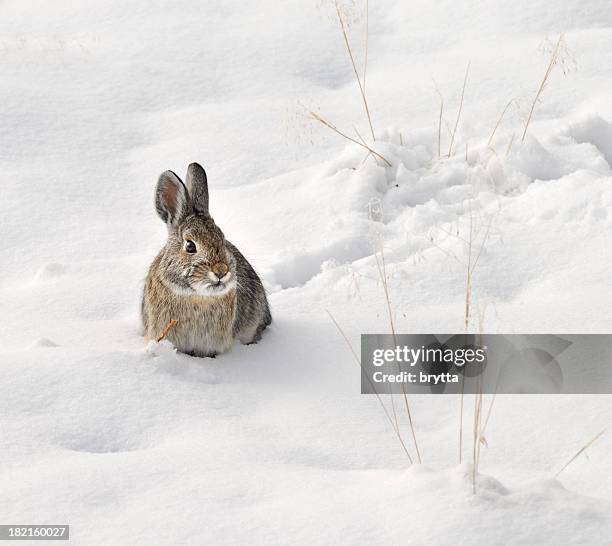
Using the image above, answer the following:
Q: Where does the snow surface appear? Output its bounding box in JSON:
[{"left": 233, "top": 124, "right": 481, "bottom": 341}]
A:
[{"left": 1, "top": 0, "right": 611, "bottom": 544}]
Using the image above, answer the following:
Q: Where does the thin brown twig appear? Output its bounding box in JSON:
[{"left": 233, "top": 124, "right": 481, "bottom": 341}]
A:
[
  {"left": 522, "top": 34, "right": 564, "bottom": 142},
  {"left": 436, "top": 225, "right": 472, "bottom": 245},
  {"left": 157, "top": 319, "right": 178, "bottom": 342},
  {"left": 487, "top": 98, "right": 516, "bottom": 148},
  {"left": 370, "top": 244, "right": 401, "bottom": 446},
  {"left": 326, "top": 310, "right": 414, "bottom": 462},
  {"left": 469, "top": 215, "right": 495, "bottom": 276},
  {"left": 363, "top": 0, "right": 369, "bottom": 92},
  {"left": 473, "top": 384, "right": 484, "bottom": 494},
  {"left": 374, "top": 238, "right": 422, "bottom": 463},
  {"left": 353, "top": 126, "right": 373, "bottom": 164},
  {"left": 436, "top": 89, "right": 444, "bottom": 158},
  {"left": 481, "top": 390, "right": 497, "bottom": 436},
  {"left": 505, "top": 133, "right": 516, "bottom": 157},
  {"left": 429, "top": 239, "right": 464, "bottom": 265},
  {"left": 459, "top": 205, "right": 474, "bottom": 463},
  {"left": 335, "top": 0, "right": 376, "bottom": 141},
  {"left": 459, "top": 382, "right": 465, "bottom": 464},
  {"left": 464, "top": 206, "right": 474, "bottom": 331},
  {"left": 309, "top": 111, "right": 391, "bottom": 166},
  {"left": 473, "top": 322, "right": 486, "bottom": 493},
  {"left": 480, "top": 305, "right": 501, "bottom": 438},
  {"left": 354, "top": 125, "right": 368, "bottom": 146},
  {"left": 444, "top": 119, "right": 453, "bottom": 139},
  {"left": 448, "top": 62, "right": 470, "bottom": 157},
  {"left": 555, "top": 429, "right": 605, "bottom": 478}
]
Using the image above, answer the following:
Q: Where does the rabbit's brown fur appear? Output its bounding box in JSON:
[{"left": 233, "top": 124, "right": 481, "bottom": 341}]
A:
[{"left": 142, "top": 162, "right": 271, "bottom": 357}]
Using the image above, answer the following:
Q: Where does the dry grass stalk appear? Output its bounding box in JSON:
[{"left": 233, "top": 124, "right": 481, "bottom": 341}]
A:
[
  {"left": 459, "top": 384, "right": 465, "bottom": 464},
  {"left": 487, "top": 98, "right": 516, "bottom": 148},
  {"left": 157, "top": 319, "right": 178, "bottom": 342},
  {"left": 505, "top": 133, "right": 516, "bottom": 157},
  {"left": 555, "top": 429, "right": 605, "bottom": 478},
  {"left": 431, "top": 208, "right": 495, "bottom": 466},
  {"left": 373, "top": 236, "right": 422, "bottom": 463},
  {"left": 309, "top": 111, "right": 391, "bottom": 166},
  {"left": 469, "top": 217, "right": 494, "bottom": 276},
  {"left": 472, "top": 385, "right": 484, "bottom": 494},
  {"left": 459, "top": 251, "right": 472, "bottom": 463},
  {"left": 464, "top": 207, "right": 474, "bottom": 331},
  {"left": 477, "top": 303, "right": 497, "bottom": 442},
  {"left": 353, "top": 125, "right": 369, "bottom": 148},
  {"left": 521, "top": 34, "right": 564, "bottom": 142},
  {"left": 435, "top": 86, "right": 444, "bottom": 158},
  {"left": 459, "top": 207, "right": 496, "bottom": 465},
  {"left": 335, "top": 0, "right": 376, "bottom": 141},
  {"left": 471, "top": 318, "right": 487, "bottom": 493},
  {"left": 363, "top": 0, "right": 369, "bottom": 92},
  {"left": 481, "top": 388, "right": 497, "bottom": 435},
  {"left": 327, "top": 310, "right": 414, "bottom": 462},
  {"left": 448, "top": 62, "right": 470, "bottom": 157}
]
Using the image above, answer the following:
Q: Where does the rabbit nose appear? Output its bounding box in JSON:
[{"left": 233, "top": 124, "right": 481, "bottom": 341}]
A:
[{"left": 211, "top": 262, "right": 229, "bottom": 278}]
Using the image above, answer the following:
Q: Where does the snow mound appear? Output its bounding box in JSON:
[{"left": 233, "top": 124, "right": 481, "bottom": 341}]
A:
[
  {"left": 566, "top": 114, "right": 612, "bottom": 166},
  {"left": 234, "top": 119, "right": 612, "bottom": 297}
]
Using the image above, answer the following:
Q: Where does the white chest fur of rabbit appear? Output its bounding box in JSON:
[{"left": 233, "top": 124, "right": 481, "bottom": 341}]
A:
[{"left": 142, "top": 162, "right": 271, "bottom": 357}]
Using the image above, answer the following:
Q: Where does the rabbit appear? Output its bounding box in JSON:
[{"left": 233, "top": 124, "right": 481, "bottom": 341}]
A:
[{"left": 142, "top": 162, "right": 271, "bottom": 357}]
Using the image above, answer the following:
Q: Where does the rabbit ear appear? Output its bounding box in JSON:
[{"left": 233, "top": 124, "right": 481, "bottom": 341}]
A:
[
  {"left": 185, "top": 162, "right": 209, "bottom": 214},
  {"left": 155, "top": 170, "right": 190, "bottom": 226}
]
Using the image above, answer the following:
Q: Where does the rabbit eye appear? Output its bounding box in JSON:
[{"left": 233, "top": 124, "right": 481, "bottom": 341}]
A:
[{"left": 184, "top": 240, "right": 197, "bottom": 254}]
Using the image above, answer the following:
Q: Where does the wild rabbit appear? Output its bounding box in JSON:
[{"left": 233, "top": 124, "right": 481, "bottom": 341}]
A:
[{"left": 142, "top": 162, "right": 271, "bottom": 357}]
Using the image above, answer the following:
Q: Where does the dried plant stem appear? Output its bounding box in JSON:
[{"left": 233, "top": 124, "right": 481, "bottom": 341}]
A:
[
  {"left": 487, "top": 99, "right": 516, "bottom": 148},
  {"left": 363, "top": 0, "right": 369, "bottom": 92},
  {"left": 437, "top": 212, "right": 494, "bottom": 468},
  {"left": 505, "top": 133, "right": 516, "bottom": 157},
  {"left": 464, "top": 280, "right": 473, "bottom": 330},
  {"left": 438, "top": 97, "right": 444, "bottom": 158},
  {"left": 335, "top": 0, "right": 376, "bottom": 141},
  {"left": 476, "top": 397, "right": 483, "bottom": 469},
  {"left": 459, "top": 206, "right": 474, "bottom": 463},
  {"left": 555, "top": 429, "right": 605, "bottom": 478},
  {"left": 157, "top": 319, "right": 178, "bottom": 342},
  {"left": 326, "top": 310, "right": 414, "bottom": 462},
  {"left": 443, "top": 120, "right": 453, "bottom": 139},
  {"left": 464, "top": 208, "right": 474, "bottom": 331},
  {"left": 309, "top": 111, "right": 391, "bottom": 166},
  {"left": 353, "top": 125, "right": 369, "bottom": 148},
  {"left": 521, "top": 34, "right": 564, "bottom": 142},
  {"left": 481, "top": 389, "right": 498, "bottom": 436},
  {"left": 477, "top": 309, "right": 498, "bottom": 442},
  {"left": 472, "top": 393, "right": 478, "bottom": 491},
  {"left": 436, "top": 88, "right": 444, "bottom": 158},
  {"left": 473, "top": 326, "right": 486, "bottom": 493},
  {"left": 374, "top": 239, "right": 422, "bottom": 463},
  {"left": 448, "top": 62, "right": 470, "bottom": 157},
  {"left": 472, "top": 388, "right": 484, "bottom": 494},
  {"left": 459, "top": 384, "right": 464, "bottom": 464}
]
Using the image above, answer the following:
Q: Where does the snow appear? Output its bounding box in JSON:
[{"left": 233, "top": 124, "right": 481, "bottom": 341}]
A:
[{"left": 1, "top": 0, "right": 611, "bottom": 544}]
